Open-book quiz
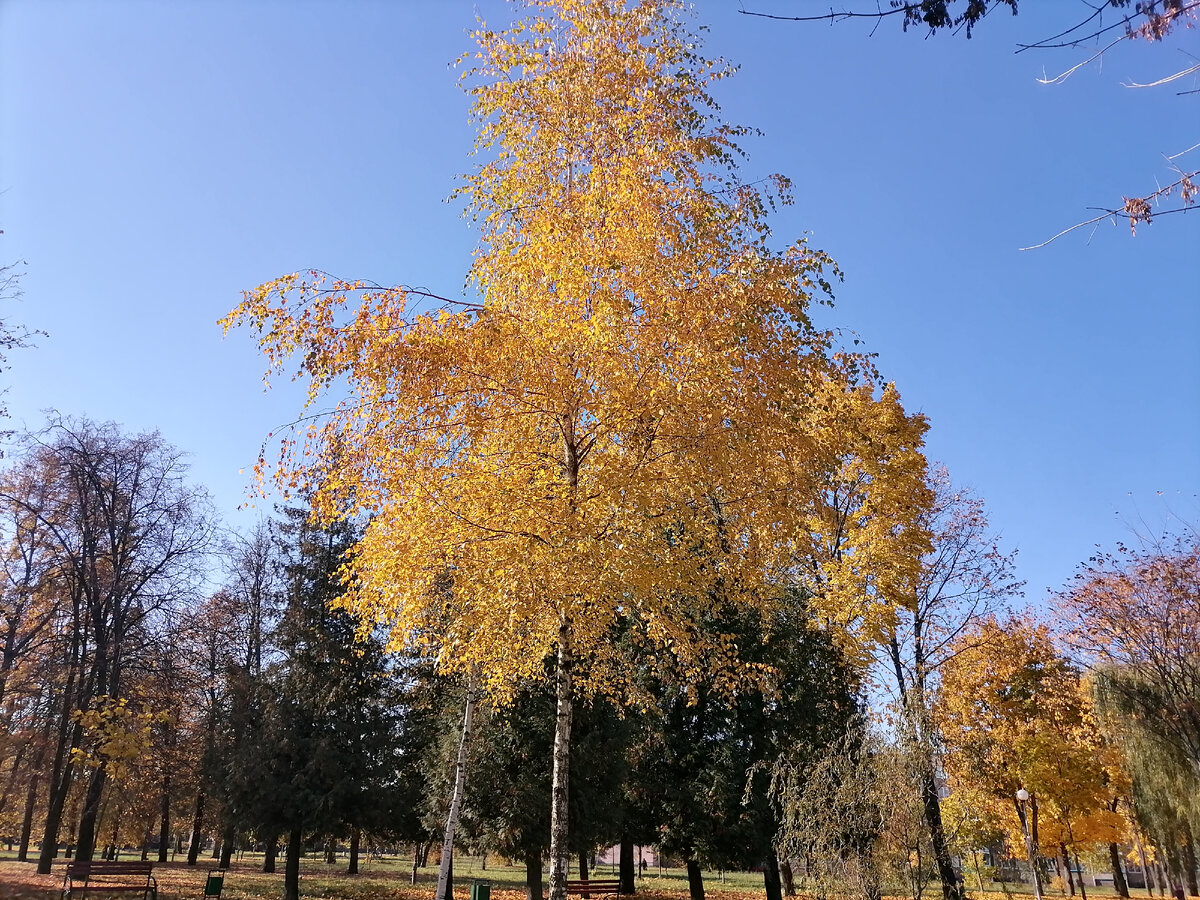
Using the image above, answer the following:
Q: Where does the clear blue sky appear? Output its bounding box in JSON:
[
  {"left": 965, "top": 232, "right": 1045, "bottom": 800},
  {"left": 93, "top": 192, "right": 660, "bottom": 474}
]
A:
[{"left": 2, "top": 1, "right": 1196, "bottom": 603}]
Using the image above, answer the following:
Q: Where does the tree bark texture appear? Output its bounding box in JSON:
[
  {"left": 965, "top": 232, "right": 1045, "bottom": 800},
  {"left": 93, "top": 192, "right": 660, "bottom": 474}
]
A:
[
  {"left": 219, "top": 822, "right": 235, "bottom": 868},
  {"left": 686, "top": 859, "right": 705, "bottom": 900},
  {"left": 348, "top": 827, "right": 360, "bottom": 875},
  {"left": 263, "top": 834, "right": 279, "bottom": 873},
  {"left": 157, "top": 777, "right": 171, "bottom": 863},
  {"left": 619, "top": 835, "right": 635, "bottom": 895},
  {"left": 1061, "top": 844, "right": 1077, "bottom": 897},
  {"left": 436, "top": 678, "right": 478, "bottom": 900},
  {"left": 17, "top": 769, "right": 39, "bottom": 862},
  {"left": 763, "top": 854, "right": 783, "bottom": 900},
  {"left": 548, "top": 620, "right": 574, "bottom": 900},
  {"left": 36, "top": 711, "right": 84, "bottom": 873},
  {"left": 920, "top": 767, "right": 966, "bottom": 900},
  {"left": 1110, "top": 843, "right": 1130, "bottom": 898},
  {"left": 526, "top": 850, "right": 545, "bottom": 900},
  {"left": 74, "top": 761, "right": 109, "bottom": 862},
  {"left": 780, "top": 860, "right": 796, "bottom": 897},
  {"left": 186, "top": 790, "right": 205, "bottom": 866},
  {"left": 285, "top": 828, "right": 302, "bottom": 900}
]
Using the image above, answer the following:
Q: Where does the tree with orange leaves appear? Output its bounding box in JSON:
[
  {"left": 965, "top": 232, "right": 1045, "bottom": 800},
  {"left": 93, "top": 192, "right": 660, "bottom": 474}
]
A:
[
  {"left": 1062, "top": 534, "right": 1200, "bottom": 897},
  {"left": 935, "top": 615, "right": 1128, "bottom": 896},
  {"left": 222, "top": 3, "right": 932, "bottom": 898}
]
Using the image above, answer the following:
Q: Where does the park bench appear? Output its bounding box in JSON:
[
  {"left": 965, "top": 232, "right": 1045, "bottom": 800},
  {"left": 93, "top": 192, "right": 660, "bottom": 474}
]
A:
[
  {"left": 62, "top": 861, "right": 157, "bottom": 900},
  {"left": 566, "top": 879, "right": 621, "bottom": 898}
]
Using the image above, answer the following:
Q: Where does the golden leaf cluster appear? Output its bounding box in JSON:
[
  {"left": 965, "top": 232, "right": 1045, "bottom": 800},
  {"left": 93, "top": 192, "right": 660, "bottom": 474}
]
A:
[
  {"left": 936, "top": 616, "right": 1128, "bottom": 854},
  {"left": 222, "top": 0, "right": 932, "bottom": 700}
]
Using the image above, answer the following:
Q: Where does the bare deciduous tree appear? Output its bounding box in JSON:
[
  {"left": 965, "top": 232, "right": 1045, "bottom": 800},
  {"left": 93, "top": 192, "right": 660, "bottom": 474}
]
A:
[{"left": 0, "top": 417, "right": 213, "bottom": 871}]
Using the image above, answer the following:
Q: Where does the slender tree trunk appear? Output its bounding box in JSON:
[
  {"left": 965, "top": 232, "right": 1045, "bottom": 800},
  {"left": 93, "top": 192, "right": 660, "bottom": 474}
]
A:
[
  {"left": 619, "top": 835, "right": 635, "bottom": 895},
  {"left": 764, "top": 854, "right": 783, "bottom": 900},
  {"left": 1062, "top": 843, "right": 1077, "bottom": 896},
  {"left": 1181, "top": 823, "right": 1199, "bottom": 897},
  {"left": 75, "top": 644, "right": 115, "bottom": 865},
  {"left": 1133, "top": 823, "right": 1154, "bottom": 896},
  {"left": 75, "top": 763, "right": 109, "bottom": 862},
  {"left": 549, "top": 621, "right": 574, "bottom": 900},
  {"left": 285, "top": 828, "right": 302, "bottom": 900},
  {"left": 263, "top": 833, "right": 279, "bottom": 873},
  {"left": 526, "top": 849, "right": 544, "bottom": 900},
  {"left": 919, "top": 767, "right": 965, "bottom": 900},
  {"left": 685, "top": 859, "right": 705, "bottom": 900},
  {"left": 1167, "top": 843, "right": 1185, "bottom": 898},
  {"left": 1016, "top": 796, "right": 1044, "bottom": 899},
  {"left": 186, "top": 790, "right": 205, "bottom": 866},
  {"left": 580, "top": 851, "right": 590, "bottom": 888},
  {"left": 347, "top": 828, "right": 360, "bottom": 875},
  {"left": 1110, "top": 844, "right": 1130, "bottom": 898},
  {"left": 157, "top": 778, "right": 170, "bottom": 863},
  {"left": 412, "top": 843, "right": 422, "bottom": 885},
  {"left": 325, "top": 840, "right": 336, "bottom": 864},
  {"left": 972, "top": 850, "right": 986, "bottom": 893},
  {"left": 17, "top": 769, "right": 40, "bottom": 861},
  {"left": 36, "top": 720, "right": 82, "bottom": 873},
  {"left": 65, "top": 800, "right": 79, "bottom": 858},
  {"left": 436, "top": 678, "right": 478, "bottom": 900},
  {"left": 219, "top": 822, "right": 235, "bottom": 868},
  {"left": 780, "top": 859, "right": 796, "bottom": 897}
]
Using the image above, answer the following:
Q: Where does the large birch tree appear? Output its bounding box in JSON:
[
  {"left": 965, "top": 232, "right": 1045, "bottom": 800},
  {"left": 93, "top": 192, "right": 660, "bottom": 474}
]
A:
[{"left": 223, "top": 3, "right": 932, "bottom": 899}]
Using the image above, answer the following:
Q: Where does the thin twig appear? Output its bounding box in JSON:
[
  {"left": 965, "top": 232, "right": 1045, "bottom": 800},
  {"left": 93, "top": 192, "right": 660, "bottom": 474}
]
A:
[
  {"left": 1122, "top": 63, "right": 1200, "bottom": 89},
  {"left": 1021, "top": 204, "right": 1196, "bottom": 251}
]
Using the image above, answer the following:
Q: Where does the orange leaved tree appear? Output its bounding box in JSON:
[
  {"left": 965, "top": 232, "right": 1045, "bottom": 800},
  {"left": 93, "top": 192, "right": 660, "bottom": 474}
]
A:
[
  {"left": 935, "top": 615, "right": 1127, "bottom": 896},
  {"left": 222, "top": 2, "right": 932, "bottom": 897}
]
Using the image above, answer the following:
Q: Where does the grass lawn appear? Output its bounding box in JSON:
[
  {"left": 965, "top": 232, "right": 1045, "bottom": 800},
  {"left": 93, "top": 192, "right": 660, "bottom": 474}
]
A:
[{"left": 0, "top": 851, "right": 1132, "bottom": 900}]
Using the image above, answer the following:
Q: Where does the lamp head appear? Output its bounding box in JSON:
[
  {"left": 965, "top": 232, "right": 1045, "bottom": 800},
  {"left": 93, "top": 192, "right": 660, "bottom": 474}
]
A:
[{"left": 1016, "top": 788, "right": 1030, "bottom": 802}]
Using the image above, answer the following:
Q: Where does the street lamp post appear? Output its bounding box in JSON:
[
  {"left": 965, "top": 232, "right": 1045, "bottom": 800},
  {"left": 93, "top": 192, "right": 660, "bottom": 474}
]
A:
[{"left": 1016, "top": 788, "right": 1044, "bottom": 900}]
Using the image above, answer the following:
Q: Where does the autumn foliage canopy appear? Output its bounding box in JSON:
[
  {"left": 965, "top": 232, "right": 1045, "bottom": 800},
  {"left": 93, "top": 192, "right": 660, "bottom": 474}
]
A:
[{"left": 222, "top": 0, "right": 931, "bottom": 701}]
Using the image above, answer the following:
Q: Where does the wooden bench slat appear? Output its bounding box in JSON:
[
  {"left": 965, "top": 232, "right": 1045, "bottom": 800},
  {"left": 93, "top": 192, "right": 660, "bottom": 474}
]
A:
[
  {"left": 63, "top": 860, "right": 157, "bottom": 900},
  {"left": 68, "top": 890, "right": 153, "bottom": 894},
  {"left": 566, "top": 880, "right": 621, "bottom": 895}
]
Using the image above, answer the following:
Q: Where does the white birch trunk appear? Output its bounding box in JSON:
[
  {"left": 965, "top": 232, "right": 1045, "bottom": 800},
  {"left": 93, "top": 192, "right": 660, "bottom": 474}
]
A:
[
  {"left": 436, "top": 676, "right": 478, "bottom": 900},
  {"left": 548, "top": 618, "right": 574, "bottom": 900}
]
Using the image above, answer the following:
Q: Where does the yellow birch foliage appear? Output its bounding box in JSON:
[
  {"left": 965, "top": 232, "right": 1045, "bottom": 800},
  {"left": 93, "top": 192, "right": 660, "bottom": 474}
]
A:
[
  {"left": 935, "top": 615, "right": 1127, "bottom": 854},
  {"left": 222, "top": 0, "right": 931, "bottom": 700},
  {"left": 72, "top": 698, "right": 162, "bottom": 783}
]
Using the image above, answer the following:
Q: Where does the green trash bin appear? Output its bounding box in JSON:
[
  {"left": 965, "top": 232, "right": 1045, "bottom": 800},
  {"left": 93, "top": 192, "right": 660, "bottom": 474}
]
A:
[{"left": 471, "top": 880, "right": 491, "bottom": 900}]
